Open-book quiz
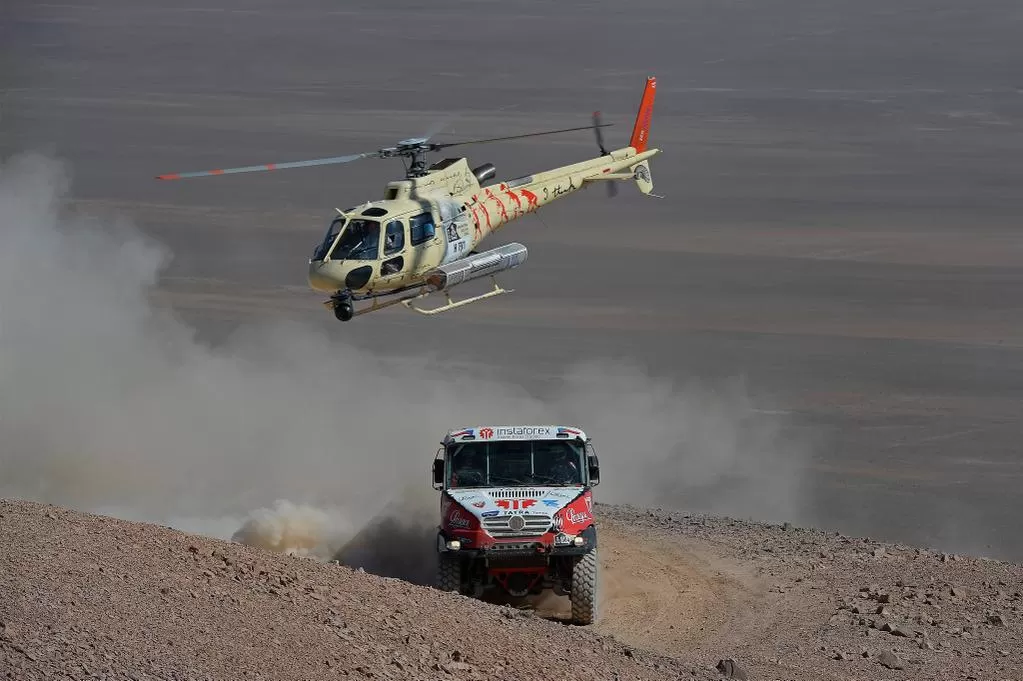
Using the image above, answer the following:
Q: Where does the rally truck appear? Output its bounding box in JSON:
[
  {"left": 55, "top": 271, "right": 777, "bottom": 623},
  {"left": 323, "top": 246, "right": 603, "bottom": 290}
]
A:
[{"left": 432, "top": 424, "right": 601, "bottom": 624}]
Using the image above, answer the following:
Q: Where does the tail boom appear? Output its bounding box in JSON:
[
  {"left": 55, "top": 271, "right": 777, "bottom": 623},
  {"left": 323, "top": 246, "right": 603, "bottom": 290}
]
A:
[
  {"left": 462, "top": 75, "right": 661, "bottom": 237},
  {"left": 466, "top": 146, "right": 659, "bottom": 237}
]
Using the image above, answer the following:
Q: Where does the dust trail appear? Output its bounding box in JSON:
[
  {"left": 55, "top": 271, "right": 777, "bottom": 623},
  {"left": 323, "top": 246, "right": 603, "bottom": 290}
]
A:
[
  {"left": 230, "top": 500, "right": 353, "bottom": 559},
  {"left": 0, "top": 151, "right": 811, "bottom": 568}
]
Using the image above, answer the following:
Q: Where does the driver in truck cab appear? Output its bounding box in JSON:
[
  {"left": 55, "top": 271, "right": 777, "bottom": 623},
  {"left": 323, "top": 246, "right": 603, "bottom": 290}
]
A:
[
  {"left": 540, "top": 446, "right": 581, "bottom": 485},
  {"left": 451, "top": 448, "right": 485, "bottom": 487}
]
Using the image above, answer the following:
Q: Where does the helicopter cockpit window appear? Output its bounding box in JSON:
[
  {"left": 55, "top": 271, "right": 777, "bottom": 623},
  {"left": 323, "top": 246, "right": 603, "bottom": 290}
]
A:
[
  {"left": 313, "top": 216, "right": 345, "bottom": 261},
  {"left": 328, "top": 219, "right": 380, "bottom": 261},
  {"left": 383, "top": 220, "right": 405, "bottom": 256},
  {"left": 410, "top": 213, "right": 436, "bottom": 246}
]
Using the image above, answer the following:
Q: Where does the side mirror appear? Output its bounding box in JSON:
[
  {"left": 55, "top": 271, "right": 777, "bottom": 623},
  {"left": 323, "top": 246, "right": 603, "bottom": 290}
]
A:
[
  {"left": 585, "top": 440, "right": 600, "bottom": 486},
  {"left": 432, "top": 458, "right": 445, "bottom": 489}
]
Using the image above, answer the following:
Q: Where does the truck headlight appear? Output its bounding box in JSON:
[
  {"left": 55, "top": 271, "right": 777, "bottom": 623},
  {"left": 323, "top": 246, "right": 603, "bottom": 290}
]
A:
[
  {"left": 572, "top": 536, "right": 585, "bottom": 546},
  {"left": 445, "top": 539, "right": 461, "bottom": 551}
]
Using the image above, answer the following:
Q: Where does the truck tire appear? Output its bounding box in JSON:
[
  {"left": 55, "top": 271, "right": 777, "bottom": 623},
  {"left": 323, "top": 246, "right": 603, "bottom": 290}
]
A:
[
  {"left": 436, "top": 553, "right": 462, "bottom": 593},
  {"left": 570, "top": 547, "right": 599, "bottom": 625}
]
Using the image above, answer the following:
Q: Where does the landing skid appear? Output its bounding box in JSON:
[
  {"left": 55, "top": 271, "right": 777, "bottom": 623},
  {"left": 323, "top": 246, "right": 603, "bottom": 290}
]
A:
[
  {"left": 401, "top": 276, "right": 509, "bottom": 316},
  {"left": 323, "top": 276, "right": 510, "bottom": 320}
]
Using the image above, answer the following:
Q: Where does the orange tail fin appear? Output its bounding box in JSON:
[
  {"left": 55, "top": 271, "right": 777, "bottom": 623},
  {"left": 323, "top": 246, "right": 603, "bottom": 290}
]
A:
[{"left": 628, "top": 76, "right": 657, "bottom": 153}]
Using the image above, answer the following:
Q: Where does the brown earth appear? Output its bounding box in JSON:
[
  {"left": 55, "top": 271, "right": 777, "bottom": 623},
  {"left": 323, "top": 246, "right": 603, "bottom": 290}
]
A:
[
  {"left": 3, "top": 498, "right": 1022, "bottom": 681},
  {"left": 596, "top": 506, "right": 1023, "bottom": 681},
  {"left": 0, "top": 499, "right": 711, "bottom": 681}
]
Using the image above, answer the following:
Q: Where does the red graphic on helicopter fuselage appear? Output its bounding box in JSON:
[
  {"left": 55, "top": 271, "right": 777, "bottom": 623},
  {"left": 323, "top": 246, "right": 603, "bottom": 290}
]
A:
[
  {"left": 478, "top": 203, "right": 492, "bottom": 230},
  {"left": 493, "top": 197, "right": 508, "bottom": 223},
  {"left": 504, "top": 190, "right": 523, "bottom": 216},
  {"left": 468, "top": 204, "right": 483, "bottom": 240},
  {"left": 520, "top": 189, "right": 539, "bottom": 211}
]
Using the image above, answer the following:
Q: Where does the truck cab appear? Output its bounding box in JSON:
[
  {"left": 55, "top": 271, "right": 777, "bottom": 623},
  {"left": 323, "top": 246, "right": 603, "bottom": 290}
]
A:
[{"left": 431, "top": 425, "right": 601, "bottom": 625}]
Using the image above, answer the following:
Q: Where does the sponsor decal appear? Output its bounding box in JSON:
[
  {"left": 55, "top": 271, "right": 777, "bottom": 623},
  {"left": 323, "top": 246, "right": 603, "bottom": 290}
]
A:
[
  {"left": 552, "top": 515, "right": 564, "bottom": 531},
  {"left": 496, "top": 499, "right": 536, "bottom": 511},
  {"left": 542, "top": 499, "right": 560, "bottom": 508},
  {"left": 494, "top": 425, "right": 552, "bottom": 438},
  {"left": 584, "top": 495, "right": 592, "bottom": 513},
  {"left": 460, "top": 425, "right": 584, "bottom": 441},
  {"left": 565, "top": 508, "right": 591, "bottom": 525},
  {"left": 554, "top": 532, "right": 572, "bottom": 546},
  {"left": 481, "top": 510, "right": 500, "bottom": 518},
  {"left": 447, "top": 508, "right": 472, "bottom": 529},
  {"left": 472, "top": 501, "right": 486, "bottom": 509}
]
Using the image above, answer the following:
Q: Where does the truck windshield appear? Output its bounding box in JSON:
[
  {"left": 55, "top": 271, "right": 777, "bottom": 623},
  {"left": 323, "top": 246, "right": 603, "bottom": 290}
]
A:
[{"left": 447, "top": 440, "right": 584, "bottom": 488}]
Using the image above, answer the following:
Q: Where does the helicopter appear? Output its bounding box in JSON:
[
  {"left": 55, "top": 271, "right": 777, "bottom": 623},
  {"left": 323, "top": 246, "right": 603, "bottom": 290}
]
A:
[{"left": 156, "top": 76, "right": 660, "bottom": 321}]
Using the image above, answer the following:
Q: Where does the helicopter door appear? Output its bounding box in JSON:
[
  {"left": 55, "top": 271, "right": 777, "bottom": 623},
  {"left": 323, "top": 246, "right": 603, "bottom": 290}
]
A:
[
  {"left": 408, "top": 212, "right": 444, "bottom": 277},
  {"left": 376, "top": 219, "right": 409, "bottom": 287}
]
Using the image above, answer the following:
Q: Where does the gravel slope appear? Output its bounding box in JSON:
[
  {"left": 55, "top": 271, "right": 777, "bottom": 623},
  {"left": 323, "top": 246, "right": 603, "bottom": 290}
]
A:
[
  {"left": 597, "top": 505, "right": 1023, "bottom": 681},
  {"left": 0, "top": 499, "right": 711, "bottom": 681},
  {"left": 3, "top": 498, "right": 1021, "bottom": 681}
]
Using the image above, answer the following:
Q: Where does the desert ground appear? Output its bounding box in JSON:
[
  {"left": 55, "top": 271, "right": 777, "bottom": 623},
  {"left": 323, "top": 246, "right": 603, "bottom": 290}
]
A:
[
  {"left": 4, "top": 499, "right": 1022, "bottom": 680},
  {"left": 2, "top": 0, "right": 1022, "bottom": 678}
]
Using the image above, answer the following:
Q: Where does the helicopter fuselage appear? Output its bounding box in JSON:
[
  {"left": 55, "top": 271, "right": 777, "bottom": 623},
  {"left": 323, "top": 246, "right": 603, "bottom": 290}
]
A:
[
  {"left": 306, "top": 144, "right": 658, "bottom": 306},
  {"left": 156, "top": 75, "right": 661, "bottom": 321}
]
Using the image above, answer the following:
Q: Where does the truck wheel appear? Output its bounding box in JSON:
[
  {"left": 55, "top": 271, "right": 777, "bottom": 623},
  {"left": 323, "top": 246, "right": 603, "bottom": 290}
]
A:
[
  {"left": 570, "top": 548, "right": 599, "bottom": 625},
  {"left": 436, "top": 553, "right": 462, "bottom": 593}
]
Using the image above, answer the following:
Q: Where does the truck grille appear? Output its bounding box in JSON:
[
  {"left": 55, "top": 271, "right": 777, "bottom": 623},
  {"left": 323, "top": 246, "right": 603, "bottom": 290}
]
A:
[
  {"left": 486, "top": 489, "right": 545, "bottom": 499},
  {"left": 483, "top": 514, "right": 552, "bottom": 537}
]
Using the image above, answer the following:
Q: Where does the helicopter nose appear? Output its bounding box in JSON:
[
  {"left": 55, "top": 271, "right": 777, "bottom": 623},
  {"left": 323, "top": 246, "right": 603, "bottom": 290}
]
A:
[
  {"left": 307, "top": 260, "right": 342, "bottom": 292},
  {"left": 307, "top": 260, "right": 376, "bottom": 292}
]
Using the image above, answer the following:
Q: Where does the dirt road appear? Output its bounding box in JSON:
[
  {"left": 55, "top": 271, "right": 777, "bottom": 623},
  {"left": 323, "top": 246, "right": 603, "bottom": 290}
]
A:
[
  {"left": 598, "top": 521, "right": 767, "bottom": 655},
  {"left": 530, "top": 519, "right": 767, "bottom": 658}
]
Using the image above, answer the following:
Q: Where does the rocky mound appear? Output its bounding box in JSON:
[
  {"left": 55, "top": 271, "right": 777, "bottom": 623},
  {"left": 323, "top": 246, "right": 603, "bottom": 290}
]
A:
[
  {"left": 0, "top": 499, "right": 710, "bottom": 681},
  {"left": 598, "top": 505, "right": 1023, "bottom": 681}
]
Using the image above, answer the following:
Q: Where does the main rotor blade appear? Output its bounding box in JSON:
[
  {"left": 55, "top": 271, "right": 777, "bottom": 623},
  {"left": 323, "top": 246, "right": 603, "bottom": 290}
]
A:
[
  {"left": 155, "top": 152, "right": 378, "bottom": 180},
  {"left": 433, "top": 123, "right": 612, "bottom": 150}
]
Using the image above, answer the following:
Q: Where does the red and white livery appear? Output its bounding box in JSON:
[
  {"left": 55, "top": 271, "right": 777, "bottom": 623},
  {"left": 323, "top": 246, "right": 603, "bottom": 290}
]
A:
[{"left": 432, "top": 424, "right": 602, "bottom": 624}]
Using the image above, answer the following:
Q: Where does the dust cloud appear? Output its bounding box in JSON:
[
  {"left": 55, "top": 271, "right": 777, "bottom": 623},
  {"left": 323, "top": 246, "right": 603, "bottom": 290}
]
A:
[{"left": 0, "top": 152, "right": 811, "bottom": 574}]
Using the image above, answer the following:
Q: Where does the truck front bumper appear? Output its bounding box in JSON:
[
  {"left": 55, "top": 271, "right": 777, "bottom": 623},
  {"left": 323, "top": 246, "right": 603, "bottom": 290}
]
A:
[{"left": 437, "top": 525, "right": 596, "bottom": 558}]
